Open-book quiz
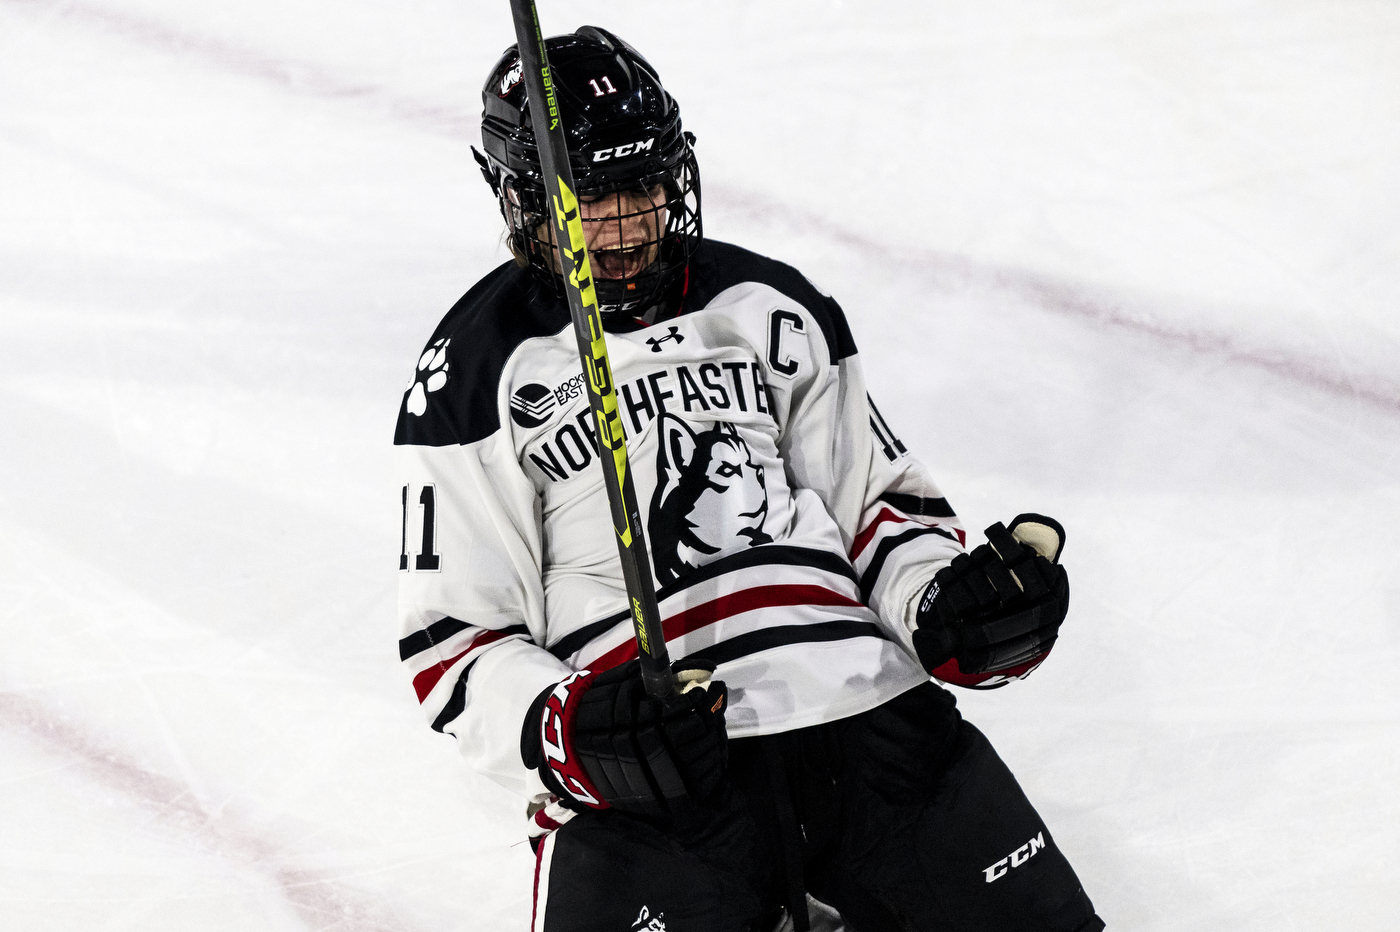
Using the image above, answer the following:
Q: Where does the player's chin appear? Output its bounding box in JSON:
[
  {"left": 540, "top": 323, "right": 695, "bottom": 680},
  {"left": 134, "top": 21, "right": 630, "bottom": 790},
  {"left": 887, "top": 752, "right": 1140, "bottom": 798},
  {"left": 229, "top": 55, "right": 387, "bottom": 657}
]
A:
[{"left": 592, "top": 246, "right": 655, "bottom": 280}]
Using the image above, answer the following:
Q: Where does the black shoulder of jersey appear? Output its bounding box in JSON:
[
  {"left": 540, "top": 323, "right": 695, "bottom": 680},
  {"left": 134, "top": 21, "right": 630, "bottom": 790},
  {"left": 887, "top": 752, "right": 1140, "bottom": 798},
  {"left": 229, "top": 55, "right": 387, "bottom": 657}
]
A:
[
  {"left": 394, "top": 261, "right": 572, "bottom": 448},
  {"left": 684, "top": 240, "right": 859, "bottom": 361}
]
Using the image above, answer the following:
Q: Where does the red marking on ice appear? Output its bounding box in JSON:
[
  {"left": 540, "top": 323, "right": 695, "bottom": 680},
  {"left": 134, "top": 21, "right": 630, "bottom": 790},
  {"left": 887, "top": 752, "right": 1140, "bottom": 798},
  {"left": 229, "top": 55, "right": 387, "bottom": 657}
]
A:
[
  {"left": 706, "top": 187, "right": 1400, "bottom": 417},
  {"left": 3, "top": 0, "right": 477, "bottom": 139},
  {"left": 14, "top": 2, "right": 1397, "bottom": 419},
  {"left": 19, "top": 2, "right": 1398, "bottom": 417},
  {"left": 0, "top": 691, "right": 420, "bottom": 932}
]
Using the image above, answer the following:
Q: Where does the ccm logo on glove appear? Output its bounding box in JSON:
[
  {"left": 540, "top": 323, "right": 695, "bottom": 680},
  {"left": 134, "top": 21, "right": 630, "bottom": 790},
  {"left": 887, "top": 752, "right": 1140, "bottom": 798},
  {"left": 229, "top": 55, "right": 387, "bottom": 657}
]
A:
[
  {"left": 538, "top": 671, "right": 605, "bottom": 807},
  {"left": 522, "top": 659, "right": 729, "bottom": 817},
  {"left": 913, "top": 513, "right": 1070, "bottom": 689}
]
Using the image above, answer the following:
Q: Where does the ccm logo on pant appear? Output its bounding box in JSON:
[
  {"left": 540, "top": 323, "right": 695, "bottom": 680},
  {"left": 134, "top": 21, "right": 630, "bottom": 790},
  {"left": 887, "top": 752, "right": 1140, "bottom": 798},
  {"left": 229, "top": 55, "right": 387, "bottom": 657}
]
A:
[{"left": 984, "top": 832, "right": 1046, "bottom": 883}]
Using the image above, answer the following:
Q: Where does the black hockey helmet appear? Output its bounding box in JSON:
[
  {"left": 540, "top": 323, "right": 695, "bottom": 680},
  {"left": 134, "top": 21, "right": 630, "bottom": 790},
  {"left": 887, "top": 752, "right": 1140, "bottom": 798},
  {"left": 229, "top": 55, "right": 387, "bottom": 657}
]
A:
[{"left": 474, "top": 26, "right": 701, "bottom": 320}]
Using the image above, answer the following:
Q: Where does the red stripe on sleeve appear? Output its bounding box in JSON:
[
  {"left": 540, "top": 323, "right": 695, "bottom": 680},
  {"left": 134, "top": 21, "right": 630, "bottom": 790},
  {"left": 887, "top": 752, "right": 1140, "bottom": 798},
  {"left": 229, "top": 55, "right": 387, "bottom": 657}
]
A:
[
  {"left": 411, "top": 628, "right": 511, "bottom": 703},
  {"left": 850, "top": 507, "right": 911, "bottom": 561}
]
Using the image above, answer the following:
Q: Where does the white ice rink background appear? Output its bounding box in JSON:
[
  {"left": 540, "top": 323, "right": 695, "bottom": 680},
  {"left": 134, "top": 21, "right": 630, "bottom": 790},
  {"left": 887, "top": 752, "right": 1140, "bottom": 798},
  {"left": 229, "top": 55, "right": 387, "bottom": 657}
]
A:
[{"left": 2, "top": 0, "right": 1397, "bottom": 928}]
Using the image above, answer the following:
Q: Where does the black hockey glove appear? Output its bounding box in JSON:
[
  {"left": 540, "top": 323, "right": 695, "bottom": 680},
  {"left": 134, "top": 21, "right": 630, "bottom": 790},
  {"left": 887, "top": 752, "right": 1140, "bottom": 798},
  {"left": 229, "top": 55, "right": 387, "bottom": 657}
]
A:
[
  {"left": 521, "top": 658, "right": 729, "bottom": 818},
  {"left": 913, "top": 514, "right": 1070, "bottom": 689}
]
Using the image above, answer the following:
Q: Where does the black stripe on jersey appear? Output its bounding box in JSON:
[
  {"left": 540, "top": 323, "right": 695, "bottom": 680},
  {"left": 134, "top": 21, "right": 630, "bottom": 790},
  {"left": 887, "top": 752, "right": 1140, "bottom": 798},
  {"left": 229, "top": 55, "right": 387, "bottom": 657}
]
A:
[
  {"left": 684, "top": 620, "right": 887, "bottom": 667},
  {"left": 549, "top": 610, "right": 630, "bottom": 661},
  {"left": 400, "top": 620, "right": 529, "bottom": 662},
  {"left": 859, "top": 526, "right": 959, "bottom": 604},
  {"left": 429, "top": 657, "right": 482, "bottom": 733},
  {"left": 399, "top": 617, "right": 467, "bottom": 661},
  {"left": 879, "top": 493, "right": 957, "bottom": 519},
  {"left": 656, "top": 545, "right": 859, "bottom": 599},
  {"left": 546, "top": 545, "right": 861, "bottom": 661}
]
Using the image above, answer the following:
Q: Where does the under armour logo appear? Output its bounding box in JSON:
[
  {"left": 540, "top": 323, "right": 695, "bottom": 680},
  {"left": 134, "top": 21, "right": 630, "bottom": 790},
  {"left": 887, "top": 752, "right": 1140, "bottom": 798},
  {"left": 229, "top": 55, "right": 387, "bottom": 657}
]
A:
[{"left": 645, "top": 326, "right": 684, "bottom": 353}]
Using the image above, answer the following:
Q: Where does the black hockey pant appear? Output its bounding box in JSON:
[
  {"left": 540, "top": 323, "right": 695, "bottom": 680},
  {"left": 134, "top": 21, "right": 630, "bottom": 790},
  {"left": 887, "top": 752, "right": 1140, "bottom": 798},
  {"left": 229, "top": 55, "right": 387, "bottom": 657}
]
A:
[{"left": 529, "top": 681, "right": 1104, "bottom": 932}]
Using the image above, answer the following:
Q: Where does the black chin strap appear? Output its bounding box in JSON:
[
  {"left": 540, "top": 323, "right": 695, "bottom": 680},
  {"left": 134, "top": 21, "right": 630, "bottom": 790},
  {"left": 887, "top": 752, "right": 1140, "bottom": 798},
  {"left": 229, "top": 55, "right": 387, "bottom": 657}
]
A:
[{"left": 598, "top": 262, "right": 689, "bottom": 333}]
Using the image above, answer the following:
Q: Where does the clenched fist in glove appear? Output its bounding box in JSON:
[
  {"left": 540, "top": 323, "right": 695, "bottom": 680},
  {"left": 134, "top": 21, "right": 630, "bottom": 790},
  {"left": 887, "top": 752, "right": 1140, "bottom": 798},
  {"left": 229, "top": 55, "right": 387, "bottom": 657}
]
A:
[
  {"left": 913, "top": 514, "right": 1070, "bottom": 689},
  {"left": 521, "top": 658, "right": 729, "bottom": 817}
]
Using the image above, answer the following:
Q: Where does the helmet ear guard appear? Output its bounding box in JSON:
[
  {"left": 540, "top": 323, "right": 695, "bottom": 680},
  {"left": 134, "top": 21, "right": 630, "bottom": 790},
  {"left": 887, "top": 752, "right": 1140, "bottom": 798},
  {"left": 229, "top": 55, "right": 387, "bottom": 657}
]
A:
[{"left": 472, "top": 146, "right": 502, "bottom": 198}]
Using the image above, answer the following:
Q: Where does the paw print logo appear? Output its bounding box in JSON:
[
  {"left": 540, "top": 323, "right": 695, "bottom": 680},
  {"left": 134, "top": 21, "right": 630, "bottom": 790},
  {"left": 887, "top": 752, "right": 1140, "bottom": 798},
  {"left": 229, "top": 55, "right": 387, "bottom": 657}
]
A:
[{"left": 406, "top": 338, "right": 450, "bottom": 416}]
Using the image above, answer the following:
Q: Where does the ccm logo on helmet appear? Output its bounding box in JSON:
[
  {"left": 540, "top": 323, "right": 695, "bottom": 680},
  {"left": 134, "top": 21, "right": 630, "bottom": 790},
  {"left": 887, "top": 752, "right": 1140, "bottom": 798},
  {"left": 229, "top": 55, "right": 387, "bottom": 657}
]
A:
[
  {"left": 984, "top": 832, "right": 1047, "bottom": 883},
  {"left": 592, "top": 138, "right": 656, "bottom": 162}
]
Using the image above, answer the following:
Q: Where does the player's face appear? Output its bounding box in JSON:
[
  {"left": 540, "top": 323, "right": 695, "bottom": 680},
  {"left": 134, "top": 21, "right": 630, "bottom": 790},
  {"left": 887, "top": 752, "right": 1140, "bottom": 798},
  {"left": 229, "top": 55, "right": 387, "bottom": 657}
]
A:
[
  {"left": 578, "top": 185, "right": 667, "bottom": 279},
  {"left": 531, "top": 184, "right": 668, "bottom": 280}
]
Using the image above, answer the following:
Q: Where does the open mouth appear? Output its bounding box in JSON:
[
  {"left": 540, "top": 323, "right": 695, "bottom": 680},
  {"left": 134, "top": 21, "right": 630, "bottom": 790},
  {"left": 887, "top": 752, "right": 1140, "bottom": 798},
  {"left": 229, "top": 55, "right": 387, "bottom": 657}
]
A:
[{"left": 591, "top": 246, "right": 654, "bottom": 280}]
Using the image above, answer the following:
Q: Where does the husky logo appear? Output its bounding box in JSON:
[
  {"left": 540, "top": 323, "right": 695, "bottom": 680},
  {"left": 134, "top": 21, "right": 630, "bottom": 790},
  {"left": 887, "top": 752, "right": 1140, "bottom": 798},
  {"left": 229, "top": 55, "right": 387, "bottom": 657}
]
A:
[
  {"left": 631, "top": 906, "right": 666, "bottom": 932},
  {"left": 510, "top": 382, "right": 557, "bottom": 428},
  {"left": 498, "top": 58, "right": 523, "bottom": 97},
  {"left": 649, "top": 414, "right": 772, "bottom": 584}
]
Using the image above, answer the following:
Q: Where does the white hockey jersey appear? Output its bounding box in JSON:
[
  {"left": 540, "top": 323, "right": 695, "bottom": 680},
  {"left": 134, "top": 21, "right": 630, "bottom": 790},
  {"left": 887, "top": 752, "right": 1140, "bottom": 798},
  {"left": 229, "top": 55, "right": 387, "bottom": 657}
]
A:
[{"left": 395, "top": 240, "right": 967, "bottom": 801}]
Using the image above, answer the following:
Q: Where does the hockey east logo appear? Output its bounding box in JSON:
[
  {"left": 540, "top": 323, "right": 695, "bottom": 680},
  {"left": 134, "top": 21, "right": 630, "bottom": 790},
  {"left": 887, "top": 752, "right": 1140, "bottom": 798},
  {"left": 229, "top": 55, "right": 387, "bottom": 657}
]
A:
[
  {"left": 510, "top": 375, "right": 586, "bottom": 429},
  {"left": 649, "top": 414, "right": 772, "bottom": 585},
  {"left": 405, "top": 338, "right": 450, "bottom": 417}
]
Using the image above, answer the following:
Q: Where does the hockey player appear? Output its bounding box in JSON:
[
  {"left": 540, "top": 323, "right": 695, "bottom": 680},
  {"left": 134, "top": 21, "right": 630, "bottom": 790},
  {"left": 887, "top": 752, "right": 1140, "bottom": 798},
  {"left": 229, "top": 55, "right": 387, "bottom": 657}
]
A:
[{"left": 396, "top": 26, "right": 1104, "bottom": 932}]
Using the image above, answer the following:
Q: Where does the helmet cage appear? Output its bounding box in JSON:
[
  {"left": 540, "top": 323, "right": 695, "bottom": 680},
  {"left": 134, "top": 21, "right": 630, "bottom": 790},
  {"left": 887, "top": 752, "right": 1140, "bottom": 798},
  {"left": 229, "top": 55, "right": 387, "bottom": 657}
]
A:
[{"left": 493, "top": 151, "right": 700, "bottom": 316}]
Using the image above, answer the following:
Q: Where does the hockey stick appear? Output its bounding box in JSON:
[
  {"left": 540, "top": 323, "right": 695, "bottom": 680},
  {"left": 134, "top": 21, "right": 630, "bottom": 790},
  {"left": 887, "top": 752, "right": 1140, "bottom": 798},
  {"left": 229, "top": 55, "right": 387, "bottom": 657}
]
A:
[{"left": 506, "top": 0, "right": 675, "bottom": 699}]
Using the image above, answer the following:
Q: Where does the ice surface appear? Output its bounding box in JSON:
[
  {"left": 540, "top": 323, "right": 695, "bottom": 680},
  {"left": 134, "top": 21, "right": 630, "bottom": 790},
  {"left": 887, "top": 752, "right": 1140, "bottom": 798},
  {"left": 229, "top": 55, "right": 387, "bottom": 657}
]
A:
[{"left": 1, "top": 1, "right": 1396, "bottom": 929}]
